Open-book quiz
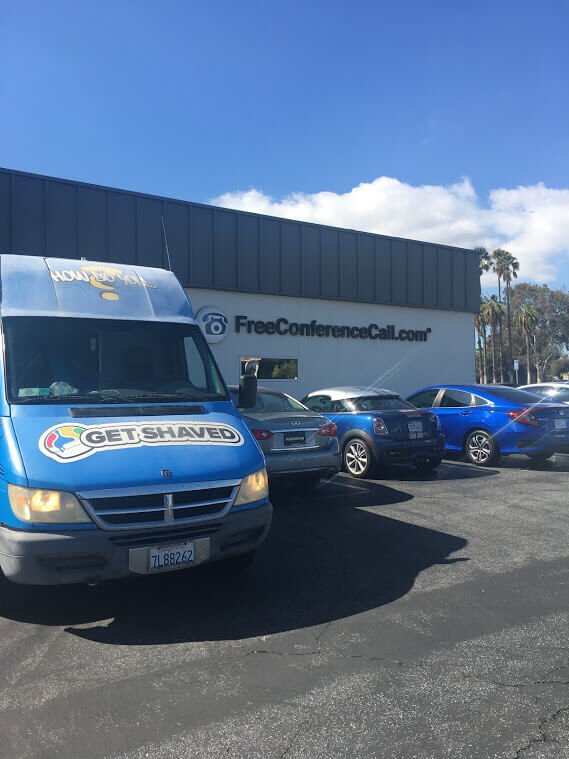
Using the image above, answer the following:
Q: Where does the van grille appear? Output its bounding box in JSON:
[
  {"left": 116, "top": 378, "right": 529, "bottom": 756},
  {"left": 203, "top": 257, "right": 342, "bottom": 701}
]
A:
[
  {"left": 80, "top": 482, "right": 239, "bottom": 530},
  {"left": 108, "top": 523, "right": 222, "bottom": 548}
]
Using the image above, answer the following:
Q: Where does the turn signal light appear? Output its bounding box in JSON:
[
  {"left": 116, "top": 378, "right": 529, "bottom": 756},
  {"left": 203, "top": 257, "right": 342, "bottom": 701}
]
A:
[
  {"left": 317, "top": 422, "right": 337, "bottom": 437},
  {"left": 507, "top": 408, "right": 541, "bottom": 427},
  {"left": 252, "top": 429, "right": 274, "bottom": 441},
  {"left": 373, "top": 417, "right": 388, "bottom": 435}
]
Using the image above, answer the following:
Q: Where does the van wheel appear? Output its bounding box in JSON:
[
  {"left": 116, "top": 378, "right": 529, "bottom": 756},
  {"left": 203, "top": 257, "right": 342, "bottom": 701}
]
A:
[
  {"left": 465, "top": 430, "right": 499, "bottom": 466},
  {"left": 343, "top": 438, "right": 375, "bottom": 478}
]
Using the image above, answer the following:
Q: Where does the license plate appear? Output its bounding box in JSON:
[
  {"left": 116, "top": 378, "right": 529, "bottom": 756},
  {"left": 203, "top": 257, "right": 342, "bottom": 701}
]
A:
[
  {"left": 284, "top": 431, "right": 306, "bottom": 446},
  {"left": 149, "top": 541, "right": 194, "bottom": 572},
  {"left": 554, "top": 419, "right": 567, "bottom": 430},
  {"left": 407, "top": 420, "right": 423, "bottom": 434}
]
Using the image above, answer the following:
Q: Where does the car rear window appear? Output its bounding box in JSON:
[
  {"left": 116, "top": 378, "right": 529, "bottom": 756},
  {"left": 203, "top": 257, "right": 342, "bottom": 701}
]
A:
[
  {"left": 351, "top": 396, "right": 413, "bottom": 411},
  {"left": 485, "top": 387, "right": 548, "bottom": 404}
]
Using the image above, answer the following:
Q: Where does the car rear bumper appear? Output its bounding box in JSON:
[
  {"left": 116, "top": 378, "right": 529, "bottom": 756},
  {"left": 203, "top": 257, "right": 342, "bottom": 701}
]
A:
[
  {"left": 0, "top": 502, "right": 272, "bottom": 585},
  {"left": 498, "top": 430, "right": 569, "bottom": 454},
  {"left": 264, "top": 441, "right": 341, "bottom": 478},
  {"left": 372, "top": 436, "right": 445, "bottom": 463}
]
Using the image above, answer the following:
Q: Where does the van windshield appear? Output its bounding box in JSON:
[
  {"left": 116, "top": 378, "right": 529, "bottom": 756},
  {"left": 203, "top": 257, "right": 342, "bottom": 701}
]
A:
[{"left": 4, "top": 317, "right": 229, "bottom": 404}]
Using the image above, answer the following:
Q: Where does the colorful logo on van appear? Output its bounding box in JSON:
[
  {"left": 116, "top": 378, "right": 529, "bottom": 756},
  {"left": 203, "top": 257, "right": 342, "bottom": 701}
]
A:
[
  {"left": 39, "top": 421, "right": 245, "bottom": 463},
  {"left": 43, "top": 425, "right": 91, "bottom": 461},
  {"left": 49, "top": 265, "right": 157, "bottom": 301}
]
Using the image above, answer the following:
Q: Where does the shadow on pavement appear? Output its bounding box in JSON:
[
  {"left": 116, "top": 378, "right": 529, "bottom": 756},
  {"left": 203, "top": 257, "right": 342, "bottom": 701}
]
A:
[
  {"left": 0, "top": 478, "right": 468, "bottom": 644},
  {"left": 374, "top": 459, "right": 500, "bottom": 482},
  {"left": 497, "top": 452, "right": 569, "bottom": 472}
]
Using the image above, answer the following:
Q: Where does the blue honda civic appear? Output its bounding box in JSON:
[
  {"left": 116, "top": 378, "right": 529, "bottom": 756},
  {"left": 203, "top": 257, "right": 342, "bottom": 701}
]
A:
[
  {"left": 302, "top": 386, "right": 445, "bottom": 477},
  {"left": 407, "top": 384, "right": 569, "bottom": 466}
]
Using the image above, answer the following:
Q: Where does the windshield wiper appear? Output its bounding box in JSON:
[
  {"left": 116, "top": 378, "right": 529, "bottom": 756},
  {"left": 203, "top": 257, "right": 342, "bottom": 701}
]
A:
[{"left": 22, "top": 391, "right": 121, "bottom": 403}]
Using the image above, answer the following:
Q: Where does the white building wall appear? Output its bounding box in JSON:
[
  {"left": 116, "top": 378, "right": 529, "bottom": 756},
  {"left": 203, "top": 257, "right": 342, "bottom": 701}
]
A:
[{"left": 187, "top": 287, "right": 475, "bottom": 399}]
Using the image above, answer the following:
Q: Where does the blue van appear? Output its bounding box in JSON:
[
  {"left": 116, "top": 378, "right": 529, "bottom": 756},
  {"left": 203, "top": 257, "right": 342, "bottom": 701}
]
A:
[{"left": 0, "top": 255, "right": 272, "bottom": 585}]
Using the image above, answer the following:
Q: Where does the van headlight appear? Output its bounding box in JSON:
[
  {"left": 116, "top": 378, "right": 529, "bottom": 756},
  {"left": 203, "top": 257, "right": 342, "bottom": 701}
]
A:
[
  {"left": 234, "top": 469, "right": 269, "bottom": 506},
  {"left": 8, "top": 484, "right": 91, "bottom": 524}
]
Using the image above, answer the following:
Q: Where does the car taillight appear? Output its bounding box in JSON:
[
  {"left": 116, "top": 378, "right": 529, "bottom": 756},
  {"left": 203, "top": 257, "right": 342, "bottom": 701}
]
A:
[
  {"left": 317, "top": 422, "right": 337, "bottom": 437},
  {"left": 507, "top": 408, "right": 541, "bottom": 427},
  {"left": 373, "top": 417, "right": 387, "bottom": 435},
  {"left": 252, "top": 429, "right": 274, "bottom": 441}
]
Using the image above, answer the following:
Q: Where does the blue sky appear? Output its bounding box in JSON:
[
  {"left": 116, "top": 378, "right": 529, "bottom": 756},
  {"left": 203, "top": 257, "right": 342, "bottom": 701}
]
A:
[{"left": 2, "top": 0, "right": 568, "bottom": 287}]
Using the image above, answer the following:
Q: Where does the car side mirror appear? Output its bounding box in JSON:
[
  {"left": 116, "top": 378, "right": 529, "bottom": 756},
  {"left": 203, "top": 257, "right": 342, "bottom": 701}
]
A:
[{"left": 239, "top": 373, "right": 257, "bottom": 409}]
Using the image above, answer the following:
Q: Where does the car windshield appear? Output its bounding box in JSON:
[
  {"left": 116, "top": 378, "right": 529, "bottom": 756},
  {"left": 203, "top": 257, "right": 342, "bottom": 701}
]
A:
[
  {"left": 485, "top": 387, "right": 551, "bottom": 404},
  {"left": 4, "top": 317, "right": 229, "bottom": 404},
  {"left": 233, "top": 390, "right": 307, "bottom": 413},
  {"left": 350, "top": 396, "right": 412, "bottom": 411}
]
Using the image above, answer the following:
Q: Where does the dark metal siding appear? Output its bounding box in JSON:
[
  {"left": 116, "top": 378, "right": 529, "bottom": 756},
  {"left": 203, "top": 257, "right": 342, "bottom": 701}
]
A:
[{"left": 0, "top": 167, "right": 480, "bottom": 313}]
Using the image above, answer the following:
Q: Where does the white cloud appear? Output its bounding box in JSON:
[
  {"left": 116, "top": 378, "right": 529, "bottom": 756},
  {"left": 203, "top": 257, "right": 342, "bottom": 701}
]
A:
[{"left": 211, "top": 177, "right": 569, "bottom": 285}]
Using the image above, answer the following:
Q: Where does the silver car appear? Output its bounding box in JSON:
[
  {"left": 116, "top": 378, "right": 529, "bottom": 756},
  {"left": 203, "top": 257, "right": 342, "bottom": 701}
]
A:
[
  {"left": 519, "top": 382, "right": 569, "bottom": 404},
  {"left": 229, "top": 386, "right": 340, "bottom": 487}
]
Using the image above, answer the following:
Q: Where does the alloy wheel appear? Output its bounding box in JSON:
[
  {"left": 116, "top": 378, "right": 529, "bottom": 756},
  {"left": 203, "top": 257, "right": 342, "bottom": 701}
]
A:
[
  {"left": 468, "top": 433, "right": 492, "bottom": 464},
  {"left": 345, "top": 440, "right": 368, "bottom": 475}
]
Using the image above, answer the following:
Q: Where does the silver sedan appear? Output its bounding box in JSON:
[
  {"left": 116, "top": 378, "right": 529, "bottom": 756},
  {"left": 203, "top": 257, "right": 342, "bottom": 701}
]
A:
[{"left": 229, "top": 386, "right": 340, "bottom": 488}]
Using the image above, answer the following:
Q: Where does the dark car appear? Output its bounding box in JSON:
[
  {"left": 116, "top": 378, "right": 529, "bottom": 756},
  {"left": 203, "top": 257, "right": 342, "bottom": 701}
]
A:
[
  {"left": 229, "top": 386, "right": 340, "bottom": 488},
  {"left": 302, "top": 386, "right": 445, "bottom": 478},
  {"left": 407, "top": 384, "right": 569, "bottom": 466}
]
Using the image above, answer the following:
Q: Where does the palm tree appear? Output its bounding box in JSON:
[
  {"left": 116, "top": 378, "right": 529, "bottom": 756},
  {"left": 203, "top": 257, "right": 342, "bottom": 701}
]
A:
[
  {"left": 474, "top": 249, "right": 492, "bottom": 384},
  {"left": 500, "top": 251, "right": 520, "bottom": 380},
  {"left": 516, "top": 305, "right": 538, "bottom": 383},
  {"left": 475, "top": 246, "right": 492, "bottom": 277},
  {"left": 492, "top": 249, "right": 510, "bottom": 381},
  {"left": 474, "top": 312, "right": 483, "bottom": 382},
  {"left": 482, "top": 296, "right": 503, "bottom": 383},
  {"left": 478, "top": 295, "right": 489, "bottom": 383}
]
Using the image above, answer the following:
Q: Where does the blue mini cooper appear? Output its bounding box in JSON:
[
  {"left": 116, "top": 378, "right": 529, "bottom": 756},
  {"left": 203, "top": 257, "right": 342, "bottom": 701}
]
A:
[{"left": 302, "top": 386, "right": 445, "bottom": 477}]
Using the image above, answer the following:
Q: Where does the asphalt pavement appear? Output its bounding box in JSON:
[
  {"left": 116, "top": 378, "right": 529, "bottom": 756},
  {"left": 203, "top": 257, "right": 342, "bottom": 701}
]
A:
[{"left": 1, "top": 453, "right": 568, "bottom": 758}]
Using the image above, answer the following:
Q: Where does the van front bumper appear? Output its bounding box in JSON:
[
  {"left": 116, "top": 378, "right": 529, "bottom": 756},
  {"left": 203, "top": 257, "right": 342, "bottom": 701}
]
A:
[{"left": 0, "top": 502, "right": 272, "bottom": 586}]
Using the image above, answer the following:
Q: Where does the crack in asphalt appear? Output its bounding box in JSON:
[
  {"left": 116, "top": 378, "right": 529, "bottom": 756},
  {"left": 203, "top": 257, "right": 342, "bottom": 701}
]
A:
[
  {"left": 513, "top": 706, "right": 569, "bottom": 758},
  {"left": 242, "top": 647, "right": 404, "bottom": 665},
  {"left": 277, "top": 722, "right": 309, "bottom": 759},
  {"left": 451, "top": 665, "right": 569, "bottom": 690}
]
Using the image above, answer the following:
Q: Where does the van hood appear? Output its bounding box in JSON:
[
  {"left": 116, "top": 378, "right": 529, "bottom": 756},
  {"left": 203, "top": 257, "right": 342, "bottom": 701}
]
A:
[{"left": 11, "top": 403, "right": 264, "bottom": 492}]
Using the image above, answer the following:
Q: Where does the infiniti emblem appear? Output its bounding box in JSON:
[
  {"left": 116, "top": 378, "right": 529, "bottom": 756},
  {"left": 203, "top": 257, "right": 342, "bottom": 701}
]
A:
[
  {"left": 161, "top": 469, "right": 172, "bottom": 478},
  {"left": 291, "top": 420, "right": 301, "bottom": 427}
]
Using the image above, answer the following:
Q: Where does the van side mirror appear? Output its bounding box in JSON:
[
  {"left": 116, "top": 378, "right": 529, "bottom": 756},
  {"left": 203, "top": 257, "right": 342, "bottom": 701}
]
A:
[{"left": 239, "top": 373, "right": 257, "bottom": 409}]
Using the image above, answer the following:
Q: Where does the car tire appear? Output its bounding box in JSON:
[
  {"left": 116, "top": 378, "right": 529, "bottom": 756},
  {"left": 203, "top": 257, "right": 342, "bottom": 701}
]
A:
[
  {"left": 528, "top": 451, "right": 555, "bottom": 463},
  {"left": 343, "top": 438, "right": 375, "bottom": 478},
  {"left": 464, "top": 429, "right": 499, "bottom": 466},
  {"left": 413, "top": 455, "right": 442, "bottom": 471}
]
